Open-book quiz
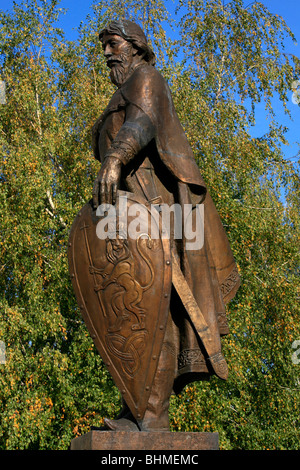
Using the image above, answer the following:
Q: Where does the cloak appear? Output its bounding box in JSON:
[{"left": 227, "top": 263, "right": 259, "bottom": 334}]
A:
[{"left": 92, "top": 63, "right": 240, "bottom": 392}]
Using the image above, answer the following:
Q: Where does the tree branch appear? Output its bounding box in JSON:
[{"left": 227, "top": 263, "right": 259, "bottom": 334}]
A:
[{"left": 46, "top": 189, "right": 66, "bottom": 228}]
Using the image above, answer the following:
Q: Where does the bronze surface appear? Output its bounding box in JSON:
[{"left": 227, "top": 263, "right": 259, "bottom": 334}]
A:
[
  {"left": 68, "top": 191, "right": 171, "bottom": 420},
  {"left": 68, "top": 19, "right": 241, "bottom": 433}
]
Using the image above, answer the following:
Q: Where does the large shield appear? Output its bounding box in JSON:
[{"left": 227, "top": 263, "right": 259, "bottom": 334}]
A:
[{"left": 68, "top": 190, "right": 172, "bottom": 422}]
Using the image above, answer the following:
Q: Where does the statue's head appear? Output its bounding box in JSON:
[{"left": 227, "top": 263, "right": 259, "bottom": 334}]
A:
[{"left": 99, "top": 20, "right": 155, "bottom": 87}]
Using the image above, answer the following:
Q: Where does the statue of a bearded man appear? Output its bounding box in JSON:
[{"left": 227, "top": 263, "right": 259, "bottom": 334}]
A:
[{"left": 69, "top": 19, "right": 240, "bottom": 433}]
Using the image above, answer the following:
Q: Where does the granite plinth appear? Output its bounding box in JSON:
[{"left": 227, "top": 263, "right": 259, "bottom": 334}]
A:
[{"left": 70, "top": 430, "right": 219, "bottom": 450}]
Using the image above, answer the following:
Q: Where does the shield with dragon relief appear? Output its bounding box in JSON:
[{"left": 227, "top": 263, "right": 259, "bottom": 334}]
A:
[{"left": 68, "top": 190, "right": 172, "bottom": 422}]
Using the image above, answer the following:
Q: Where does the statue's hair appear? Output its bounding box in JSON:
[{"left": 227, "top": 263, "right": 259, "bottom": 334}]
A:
[{"left": 99, "top": 19, "right": 156, "bottom": 66}]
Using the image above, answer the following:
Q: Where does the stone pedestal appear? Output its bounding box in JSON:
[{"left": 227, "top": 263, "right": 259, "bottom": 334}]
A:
[{"left": 70, "top": 430, "right": 219, "bottom": 450}]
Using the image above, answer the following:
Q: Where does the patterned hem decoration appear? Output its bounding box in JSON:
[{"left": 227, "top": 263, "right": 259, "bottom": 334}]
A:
[
  {"left": 217, "top": 311, "right": 229, "bottom": 335},
  {"left": 220, "top": 266, "right": 240, "bottom": 299},
  {"left": 178, "top": 348, "right": 206, "bottom": 370}
]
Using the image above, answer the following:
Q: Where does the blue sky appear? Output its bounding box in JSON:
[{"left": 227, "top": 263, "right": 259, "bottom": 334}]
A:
[
  {"left": 246, "top": 0, "right": 299, "bottom": 162},
  {"left": 0, "top": 0, "right": 299, "bottom": 161}
]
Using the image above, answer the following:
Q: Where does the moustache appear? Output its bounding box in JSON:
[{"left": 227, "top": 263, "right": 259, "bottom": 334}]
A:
[{"left": 106, "top": 56, "right": 123, "bottom": 68}]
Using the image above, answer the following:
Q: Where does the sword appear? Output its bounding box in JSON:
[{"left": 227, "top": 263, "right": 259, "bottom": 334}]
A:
[{"left": 171, "top": 252, "right": 228, "bottom": 380}]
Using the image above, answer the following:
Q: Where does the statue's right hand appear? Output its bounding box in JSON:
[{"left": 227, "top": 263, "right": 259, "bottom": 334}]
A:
[{"left": 92, "top": 156, "right": 122, "bottom": 209}]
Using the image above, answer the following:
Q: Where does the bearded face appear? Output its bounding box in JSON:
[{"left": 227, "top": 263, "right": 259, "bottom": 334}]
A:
[
  {"left": 108, "top": 43, "right": 135, "bottom": 87},
  {"left": 101, "top": 33, "right": 138, "bottom": 88}
]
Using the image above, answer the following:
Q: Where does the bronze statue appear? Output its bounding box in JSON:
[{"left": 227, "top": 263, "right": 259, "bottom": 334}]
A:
[{"left": 68, "top": 19, "right": 240, "bottom": 433}]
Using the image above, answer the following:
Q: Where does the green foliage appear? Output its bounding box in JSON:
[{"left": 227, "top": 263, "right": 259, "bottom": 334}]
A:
[
  {"left": 0, "top": 0, "right": 299, "bottom": 449},
  {"left": 168, "top": 0, "right": 300, "bottom": 449},
  {"left": 0, "top": 0, "right": 120, "bottom": 449}
]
